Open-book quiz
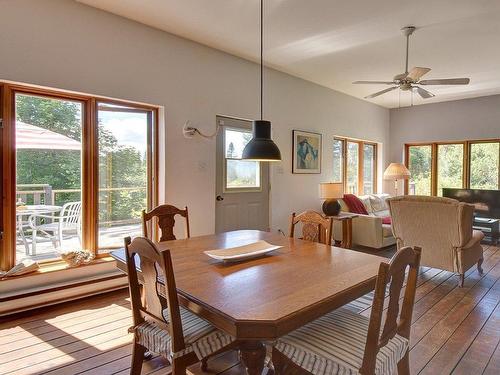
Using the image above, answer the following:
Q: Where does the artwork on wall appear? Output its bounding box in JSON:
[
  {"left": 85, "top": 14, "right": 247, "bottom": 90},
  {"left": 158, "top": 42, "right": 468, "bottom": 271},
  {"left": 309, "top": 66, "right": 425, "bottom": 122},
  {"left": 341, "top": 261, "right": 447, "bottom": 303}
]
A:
[{"left": 292, "top": 130, "right": 322, "bottom": 174}]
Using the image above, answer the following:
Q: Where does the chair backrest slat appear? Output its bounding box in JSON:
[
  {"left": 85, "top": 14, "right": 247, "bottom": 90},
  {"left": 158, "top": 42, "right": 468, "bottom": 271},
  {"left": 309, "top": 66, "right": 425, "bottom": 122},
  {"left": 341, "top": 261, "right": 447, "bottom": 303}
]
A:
[
  {"left": 61, "top": 201, "right": 82, "bottom": 225},
  {"left": 289, "top": 210, "right": 333, "bottom": 245},
  {"left": 142, "top": 205, "right": 190, "bottom": 242},
  {"left": 124, "top": 236, "right": 186, "bottom": 353},
  {"left": 360, "top": 246, "right": 421, "bottom": 373}
]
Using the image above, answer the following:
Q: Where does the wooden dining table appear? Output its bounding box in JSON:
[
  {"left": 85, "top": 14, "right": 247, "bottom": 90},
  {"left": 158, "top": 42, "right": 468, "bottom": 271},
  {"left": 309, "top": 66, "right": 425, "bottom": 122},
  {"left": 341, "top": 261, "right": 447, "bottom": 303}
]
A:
[{"left": 111, "top": 230, "right": 386, "bottom": 375}]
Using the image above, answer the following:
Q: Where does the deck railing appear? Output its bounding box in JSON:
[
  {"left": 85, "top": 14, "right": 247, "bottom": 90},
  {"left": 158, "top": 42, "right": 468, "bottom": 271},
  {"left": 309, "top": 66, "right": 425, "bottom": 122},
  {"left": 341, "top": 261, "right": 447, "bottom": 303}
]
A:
[{"left": 16, "top": 184, "right": 146, "bottom": 226}]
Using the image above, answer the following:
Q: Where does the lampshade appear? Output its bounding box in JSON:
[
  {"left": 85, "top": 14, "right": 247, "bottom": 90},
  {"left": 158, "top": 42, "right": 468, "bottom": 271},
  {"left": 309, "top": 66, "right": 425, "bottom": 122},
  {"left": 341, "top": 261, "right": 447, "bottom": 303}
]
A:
[
  {"left": 383, "top": 163, "right": 411, "bottom": 180},
  {"left": 241, "top": 120, "right": 281, "bottom": 161},
  {"left": 319, "top": 182, "right": 344, "bottom": 199}
]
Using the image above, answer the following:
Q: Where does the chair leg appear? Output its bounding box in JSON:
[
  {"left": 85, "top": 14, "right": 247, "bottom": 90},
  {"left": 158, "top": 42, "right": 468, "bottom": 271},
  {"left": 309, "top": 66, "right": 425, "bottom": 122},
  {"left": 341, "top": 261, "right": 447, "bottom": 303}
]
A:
[
  {"left": 171, "top": 358, "right": 187, "bottom": 375},
  {"left": 397, "top": 351, "right": 410, "bottom": 375},
  {"left": 458, "top": 274, "right": 465, "bottom": 287},
  {"left": 477, "top": 258, "right": 484, "bottom": 274},
  {"left": 201, "top": 358, "right": 208, "bottom": 371},
  {"left": 31, "top": 229, "right": 37, "bottom": 256},
  {"left": 130, "top": 342, "right": 146, "bottom": 375}
]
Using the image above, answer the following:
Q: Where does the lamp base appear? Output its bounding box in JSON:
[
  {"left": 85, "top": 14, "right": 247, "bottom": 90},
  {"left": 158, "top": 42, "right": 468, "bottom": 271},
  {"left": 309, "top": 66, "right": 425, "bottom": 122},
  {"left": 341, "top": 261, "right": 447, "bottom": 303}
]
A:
[{"left": 322, "top": 199, "right": 341, "bottom": 217}]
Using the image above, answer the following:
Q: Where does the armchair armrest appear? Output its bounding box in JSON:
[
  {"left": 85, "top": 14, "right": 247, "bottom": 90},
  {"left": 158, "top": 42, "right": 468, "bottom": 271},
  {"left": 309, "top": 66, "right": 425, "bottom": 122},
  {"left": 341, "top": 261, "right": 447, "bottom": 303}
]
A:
[{"left": 462, "top": 230, "right": 484, "bottom": 250}]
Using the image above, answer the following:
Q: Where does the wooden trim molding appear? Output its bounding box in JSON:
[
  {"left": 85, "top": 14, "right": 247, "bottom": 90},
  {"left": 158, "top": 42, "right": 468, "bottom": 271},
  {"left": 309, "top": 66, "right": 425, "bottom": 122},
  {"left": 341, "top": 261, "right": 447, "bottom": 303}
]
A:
[
  {"left": 0, "top": 81, "right": 160, "bottom": 272},
  {"left": 334, "top": 137, "right": 378, "bottom": 195},
  {"left": 405, "top": 139, "right": 500, "bottom": 196}
]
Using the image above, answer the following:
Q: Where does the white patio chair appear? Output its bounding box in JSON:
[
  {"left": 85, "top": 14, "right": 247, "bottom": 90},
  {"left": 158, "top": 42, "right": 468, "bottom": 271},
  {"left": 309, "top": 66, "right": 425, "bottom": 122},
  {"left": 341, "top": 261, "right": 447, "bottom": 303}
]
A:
[{"left": 29, "top": 201, "right": 82, "bottom": 254}]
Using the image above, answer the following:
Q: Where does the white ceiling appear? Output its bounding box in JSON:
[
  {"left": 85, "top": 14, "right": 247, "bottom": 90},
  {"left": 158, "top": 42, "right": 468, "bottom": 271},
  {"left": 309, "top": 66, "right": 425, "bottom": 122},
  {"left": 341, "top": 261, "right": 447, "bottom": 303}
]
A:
[{"left": 77, "top": 0, "right": 500, "bottom": 108}]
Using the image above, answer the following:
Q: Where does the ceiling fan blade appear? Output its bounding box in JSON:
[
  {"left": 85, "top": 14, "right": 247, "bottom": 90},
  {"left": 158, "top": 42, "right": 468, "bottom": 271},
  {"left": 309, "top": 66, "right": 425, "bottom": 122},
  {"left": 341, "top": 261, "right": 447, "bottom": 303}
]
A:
[
  {"left": 353, "top": 81, "right": 394, "bottom": 85},
  {"left": 365, "top": 86, "right": 398, "bottom": 99},
  {"left": 406, "top": 67, "right": 431, "bottom": 81},
  {"left": 419, "top": 78, "right": 470, "bottom": 85},
  {"left": 413, "top": 86, "right": 435, "bottom": 99}
]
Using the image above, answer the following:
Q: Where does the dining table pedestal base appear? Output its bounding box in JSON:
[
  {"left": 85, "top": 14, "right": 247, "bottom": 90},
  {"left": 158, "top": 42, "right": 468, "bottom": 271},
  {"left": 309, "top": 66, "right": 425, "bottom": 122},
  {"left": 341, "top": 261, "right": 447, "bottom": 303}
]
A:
[{"left": 240, "top": 340, "right": 267, "bottom": 375}]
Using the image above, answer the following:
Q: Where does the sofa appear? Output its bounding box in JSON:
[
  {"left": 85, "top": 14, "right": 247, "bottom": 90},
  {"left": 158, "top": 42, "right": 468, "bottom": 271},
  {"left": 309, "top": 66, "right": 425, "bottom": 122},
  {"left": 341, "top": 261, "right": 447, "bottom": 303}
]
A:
[
  {"left": 388, "top": 195, "right": 484, "bottom": 287},
  {"left": 333, "top": 193, "right": 396, "bottom": 249}
]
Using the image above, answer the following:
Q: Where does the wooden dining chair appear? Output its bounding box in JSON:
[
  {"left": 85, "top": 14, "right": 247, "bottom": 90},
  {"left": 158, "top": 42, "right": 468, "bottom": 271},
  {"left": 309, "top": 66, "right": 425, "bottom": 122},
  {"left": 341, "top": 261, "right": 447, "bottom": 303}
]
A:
[
  {"left": 272, "top": 245, "right": 422, "bottom": 375},
  {"left": 124, "top": 236, "right": 237, "bottom": 375},
  {"left": 289, "top": 210, "right": 333, "bottom": 246},
  {"left": 142, "top": 204, "right": 190, "bottom": 242}
]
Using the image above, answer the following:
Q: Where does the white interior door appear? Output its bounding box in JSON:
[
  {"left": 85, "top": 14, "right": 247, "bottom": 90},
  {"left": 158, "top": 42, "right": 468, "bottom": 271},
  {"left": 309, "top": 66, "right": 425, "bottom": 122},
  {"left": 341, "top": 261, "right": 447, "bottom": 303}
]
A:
[{"left": 215, "top": 116, "right": 270, "bottom": 233}]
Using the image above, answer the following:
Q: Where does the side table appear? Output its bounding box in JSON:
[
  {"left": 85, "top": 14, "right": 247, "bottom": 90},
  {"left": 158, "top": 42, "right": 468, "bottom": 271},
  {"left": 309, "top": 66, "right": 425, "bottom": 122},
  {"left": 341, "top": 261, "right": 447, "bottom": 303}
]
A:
[{"left": 328, "top": 212, "right": 359, "bottom": 249}]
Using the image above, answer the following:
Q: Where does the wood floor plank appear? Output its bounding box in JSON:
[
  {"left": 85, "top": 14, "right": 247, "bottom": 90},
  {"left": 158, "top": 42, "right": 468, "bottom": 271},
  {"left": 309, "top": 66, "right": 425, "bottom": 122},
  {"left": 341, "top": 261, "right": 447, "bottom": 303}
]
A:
[
  {"left": 419, "top": 280, "right": 500, "bottom": 374},
  {"left": 452, "top": 296, "right": 500, "bottom": 374}
]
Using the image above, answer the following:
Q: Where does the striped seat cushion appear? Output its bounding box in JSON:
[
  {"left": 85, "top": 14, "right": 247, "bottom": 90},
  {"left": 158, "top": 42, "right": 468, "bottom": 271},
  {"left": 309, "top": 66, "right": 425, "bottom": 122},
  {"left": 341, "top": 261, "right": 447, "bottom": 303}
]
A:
[
  {"left": 134, "top": 306, "right": 235, "bottom": 361},
  {"left": 274, "top": 308, "right": 408, "bottom": 375}
]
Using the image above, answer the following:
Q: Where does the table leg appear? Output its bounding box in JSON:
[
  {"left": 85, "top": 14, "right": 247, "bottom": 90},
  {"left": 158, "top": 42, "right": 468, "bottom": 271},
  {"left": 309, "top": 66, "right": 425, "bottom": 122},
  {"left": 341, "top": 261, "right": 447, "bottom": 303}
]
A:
[
  {"left": 340, "top": 219, "right": 353, "bottom": 249},
  {"left": 18, "top": 215, "right": 30, "bottom": 255},
  {"left": 240, "top": 340, "right": 266, "bottom": 375}
]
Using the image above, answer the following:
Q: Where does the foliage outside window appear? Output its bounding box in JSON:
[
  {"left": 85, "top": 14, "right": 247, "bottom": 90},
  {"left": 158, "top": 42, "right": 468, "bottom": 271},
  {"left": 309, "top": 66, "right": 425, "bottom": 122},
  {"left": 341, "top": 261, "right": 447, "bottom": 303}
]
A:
[
  {"left": 224, "top": 128, "right": 260, "bottom": 190},
  {"left": 405, "top": 140, "right": 500, "bottom": 196},
  {"left": 333, "top": 137, "right": 378, "bottom": 195}
]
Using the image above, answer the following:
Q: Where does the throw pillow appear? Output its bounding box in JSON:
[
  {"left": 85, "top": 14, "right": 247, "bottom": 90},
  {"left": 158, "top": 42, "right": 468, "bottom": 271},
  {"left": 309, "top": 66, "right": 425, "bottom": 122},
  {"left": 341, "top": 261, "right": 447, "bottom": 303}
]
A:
[{"left": 343, "top": 194, "right": 369, "bottom": 215}]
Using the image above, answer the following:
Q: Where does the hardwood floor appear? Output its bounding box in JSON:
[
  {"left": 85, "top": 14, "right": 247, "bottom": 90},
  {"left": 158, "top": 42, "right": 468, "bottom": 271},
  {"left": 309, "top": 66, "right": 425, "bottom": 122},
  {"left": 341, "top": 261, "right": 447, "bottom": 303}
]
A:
[{"left": 0, "top": 243, "right": 499, "bottom": 375}]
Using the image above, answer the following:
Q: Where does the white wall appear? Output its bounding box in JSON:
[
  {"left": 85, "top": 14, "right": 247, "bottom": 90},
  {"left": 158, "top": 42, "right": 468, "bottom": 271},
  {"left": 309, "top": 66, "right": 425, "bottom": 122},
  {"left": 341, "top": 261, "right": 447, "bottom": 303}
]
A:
[
  {"left": 0, "top": 0, "right": 390, "bottom": 235},
  {"left": 388, "top": 95, "right": 500, "bottom": 194}
]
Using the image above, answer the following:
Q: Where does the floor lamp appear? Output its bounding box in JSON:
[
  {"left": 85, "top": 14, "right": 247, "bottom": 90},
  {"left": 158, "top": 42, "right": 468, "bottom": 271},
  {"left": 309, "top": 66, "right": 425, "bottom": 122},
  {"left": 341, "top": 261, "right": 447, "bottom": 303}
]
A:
[{"left": 383, "top": 163, "right": 411, "bottom": 196}]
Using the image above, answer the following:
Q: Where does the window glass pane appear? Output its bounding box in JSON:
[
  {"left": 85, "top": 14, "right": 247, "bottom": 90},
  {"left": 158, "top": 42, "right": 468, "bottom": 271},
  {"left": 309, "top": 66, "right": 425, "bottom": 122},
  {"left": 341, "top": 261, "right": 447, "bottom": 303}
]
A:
[
  {"left": 363, "top": 144, "right": 375, "bottom": 194},
  {"left": 470, "top": 142, "right": 500, "bottom": 190},
  {"left": 15, "top": 94, "right": 83, "bottom": 263},
  {"left": 346, "top": 142, "right": 359, "bottom": 194},
  {"left": 224, "top": 128, "right": 260, "bottom": 189},
  {"left": 97, "top": 105, "right": 150, "bottom": 249},
  {"left": 437, "top": 144, "right": 464, "bottom": 196},
  {"left": 225, "top": 129, "right": 252, "bottom": 159},
  {"left": 332, "top": 139, "right": 343, "bottom": 183},
  {"left": 226, "top": 160, "right": 260, "bottom": 189},
  {"left": 408, "top": 145, "right": 432, "bottom": 195}
]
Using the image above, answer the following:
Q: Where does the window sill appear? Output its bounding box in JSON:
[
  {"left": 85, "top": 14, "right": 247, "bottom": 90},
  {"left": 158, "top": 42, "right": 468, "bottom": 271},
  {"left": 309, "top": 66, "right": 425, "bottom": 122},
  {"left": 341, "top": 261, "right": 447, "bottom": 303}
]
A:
[{"left": 0, "top": 256, "right": 116, "bottom": 281}]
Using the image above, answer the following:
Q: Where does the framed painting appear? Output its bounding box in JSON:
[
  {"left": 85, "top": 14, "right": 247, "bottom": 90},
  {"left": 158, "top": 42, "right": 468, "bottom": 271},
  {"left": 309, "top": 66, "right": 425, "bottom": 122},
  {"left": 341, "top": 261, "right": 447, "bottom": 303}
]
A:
[{"left": 292, "top": 130, "right": 322, "bottom": 174}]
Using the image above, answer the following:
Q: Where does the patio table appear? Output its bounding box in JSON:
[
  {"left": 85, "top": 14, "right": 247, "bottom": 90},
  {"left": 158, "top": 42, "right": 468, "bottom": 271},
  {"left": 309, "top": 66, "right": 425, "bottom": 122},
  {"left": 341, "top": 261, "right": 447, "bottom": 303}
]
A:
[{"left": 16, "top": 205, "right": 62, "bottom": 255}]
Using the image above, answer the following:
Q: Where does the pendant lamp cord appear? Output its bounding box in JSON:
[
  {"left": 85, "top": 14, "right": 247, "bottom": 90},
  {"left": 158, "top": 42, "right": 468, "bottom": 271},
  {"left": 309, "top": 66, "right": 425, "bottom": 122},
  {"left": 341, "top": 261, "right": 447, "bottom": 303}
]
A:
[{"left": 260, "top": 0, "right": 263, "bottom": 120}]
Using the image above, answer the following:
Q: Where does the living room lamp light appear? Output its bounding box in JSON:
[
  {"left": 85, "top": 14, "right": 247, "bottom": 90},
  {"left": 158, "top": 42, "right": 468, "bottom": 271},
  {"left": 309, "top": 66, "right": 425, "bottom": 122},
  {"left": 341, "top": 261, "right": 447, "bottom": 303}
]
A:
[
  {"left": 383, "top": 163, "right": 411, "bottom": 196},
  {"left": 241, "top": 0, "right": 281, "bottom": 162},
  {"left": 319, "top": 182, "right": 344, "bottom": 216}
]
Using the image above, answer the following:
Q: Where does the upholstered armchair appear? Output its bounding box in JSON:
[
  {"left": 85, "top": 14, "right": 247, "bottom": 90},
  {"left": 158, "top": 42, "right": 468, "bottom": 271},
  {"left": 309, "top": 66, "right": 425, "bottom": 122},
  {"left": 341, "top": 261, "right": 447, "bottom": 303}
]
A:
[{"left": 387, "top": 196, "right": 484, "bottom": 287}]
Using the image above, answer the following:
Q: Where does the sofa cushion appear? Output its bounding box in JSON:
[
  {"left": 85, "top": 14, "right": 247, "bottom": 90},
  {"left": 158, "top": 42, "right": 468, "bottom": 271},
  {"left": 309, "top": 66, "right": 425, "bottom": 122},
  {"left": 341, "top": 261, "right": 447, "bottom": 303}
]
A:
[
  {"left": 369, "top": 194, "right": 389, "bottom": 212},
  {"left": 358, "top": 195, "right": 374, "bottom": 214},
  {"left": 373, "top": 209, "right": 390, "bottom": 218},
  {"left": 343, "top": 194, "right": 369, "bottom": 215}
]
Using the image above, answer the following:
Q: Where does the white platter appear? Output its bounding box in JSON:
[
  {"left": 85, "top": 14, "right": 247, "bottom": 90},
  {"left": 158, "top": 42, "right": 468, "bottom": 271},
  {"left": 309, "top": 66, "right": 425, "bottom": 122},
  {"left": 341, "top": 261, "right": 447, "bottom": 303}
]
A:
[{"left": 204, "top": 240, "right": 282, "bottom": 262}]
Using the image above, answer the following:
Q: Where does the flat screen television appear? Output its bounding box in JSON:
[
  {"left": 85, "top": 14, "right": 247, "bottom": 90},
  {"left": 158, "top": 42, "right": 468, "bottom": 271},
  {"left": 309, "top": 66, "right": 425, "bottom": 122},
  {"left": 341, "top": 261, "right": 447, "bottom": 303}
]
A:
[{"left": 442, "top": 188, "right": 500, "bottom": 219}]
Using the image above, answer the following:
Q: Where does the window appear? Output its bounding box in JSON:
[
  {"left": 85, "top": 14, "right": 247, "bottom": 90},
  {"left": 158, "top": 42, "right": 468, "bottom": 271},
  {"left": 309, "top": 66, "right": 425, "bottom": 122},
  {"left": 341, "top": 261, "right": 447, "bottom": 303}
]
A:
[
  {"left": 407, "top": 145, "right": 433, "bottom": 196},
  {"left": 224, "top": 127, "right": 260, "bottom": 191},
  {"left": 470, "top": 142, "right": 500, "bottom": 190},
  {"left": 0, "top": 83, "right": 158, "bottom": 270},
  {"left": 363, "top": 144, "right": 376, "bottom": 195},
  {"left": 405, "top": 140, "right": 499, "bottom": 196},
  {"left": 333, "top": 137, "right": 378, "bottom": 195},
  {"left": 437, "top": 144, "right": 464, "bottom": 196}
]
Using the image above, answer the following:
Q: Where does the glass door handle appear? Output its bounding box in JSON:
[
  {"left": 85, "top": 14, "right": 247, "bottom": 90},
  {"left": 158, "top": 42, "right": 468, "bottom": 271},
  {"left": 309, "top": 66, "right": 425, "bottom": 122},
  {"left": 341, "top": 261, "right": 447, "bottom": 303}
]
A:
[{"left": 216, "top": 195, "right": 224, "bottom": 201}]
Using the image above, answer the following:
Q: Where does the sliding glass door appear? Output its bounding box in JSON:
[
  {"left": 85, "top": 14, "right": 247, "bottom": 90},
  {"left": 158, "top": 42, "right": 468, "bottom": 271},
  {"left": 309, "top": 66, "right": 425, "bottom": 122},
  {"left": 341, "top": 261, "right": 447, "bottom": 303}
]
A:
[
  {"left": 97, "top": 103, "right": 153, "bottom": 250},
  {"left": 0, "top": 83, "right": 158, "bottom": 271}
]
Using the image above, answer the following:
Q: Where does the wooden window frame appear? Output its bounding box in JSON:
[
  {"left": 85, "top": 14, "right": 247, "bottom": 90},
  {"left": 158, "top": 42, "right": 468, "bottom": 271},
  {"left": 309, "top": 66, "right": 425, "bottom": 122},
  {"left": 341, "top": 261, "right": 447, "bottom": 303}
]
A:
[
  {"left": 0, "top": 82, "right": 159, "bottom": 271},
  {"left": 334, "top": 137, "right": 378, "bottom": 195},
  {"left": 404, "top": 139, "right": 500, "bottom": 196}
]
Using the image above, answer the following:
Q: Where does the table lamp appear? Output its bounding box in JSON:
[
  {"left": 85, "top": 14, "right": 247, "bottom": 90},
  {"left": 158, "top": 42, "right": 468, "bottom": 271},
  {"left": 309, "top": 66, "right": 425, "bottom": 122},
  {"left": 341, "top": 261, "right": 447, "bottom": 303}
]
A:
[
  {"left": 319, "top": 182, "right": 344, "bottom": 216},
  {"left": 383, "top": 163, "right": 411, "bottom": 196}
]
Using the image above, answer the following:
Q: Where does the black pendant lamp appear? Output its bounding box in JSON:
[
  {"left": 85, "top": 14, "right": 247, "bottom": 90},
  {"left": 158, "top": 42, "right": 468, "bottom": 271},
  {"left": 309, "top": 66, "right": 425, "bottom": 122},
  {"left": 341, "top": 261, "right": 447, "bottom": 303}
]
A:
[{"left": 242, "top": 0, "right": 281, "bottom": 161}]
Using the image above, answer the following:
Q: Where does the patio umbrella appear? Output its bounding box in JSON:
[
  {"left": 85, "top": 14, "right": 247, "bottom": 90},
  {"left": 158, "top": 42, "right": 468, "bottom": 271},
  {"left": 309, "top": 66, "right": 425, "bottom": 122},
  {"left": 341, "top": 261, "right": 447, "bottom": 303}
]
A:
[{"left": 15, "top": 121, "right": 81, "bottom": 150}]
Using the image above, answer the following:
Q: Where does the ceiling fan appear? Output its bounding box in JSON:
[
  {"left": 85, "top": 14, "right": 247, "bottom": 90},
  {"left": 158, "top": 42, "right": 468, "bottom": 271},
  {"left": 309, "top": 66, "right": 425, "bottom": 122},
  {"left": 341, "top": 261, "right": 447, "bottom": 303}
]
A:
[{"left": 353, "top": 26, "right": 470, "bottom": 100}]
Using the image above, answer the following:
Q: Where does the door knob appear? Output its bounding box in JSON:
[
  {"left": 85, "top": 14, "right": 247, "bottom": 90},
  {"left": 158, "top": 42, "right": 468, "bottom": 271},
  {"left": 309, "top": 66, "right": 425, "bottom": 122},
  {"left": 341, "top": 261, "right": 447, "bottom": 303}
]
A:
[{"left": 216, "top": 195, "right": 224, "bottom": 201}]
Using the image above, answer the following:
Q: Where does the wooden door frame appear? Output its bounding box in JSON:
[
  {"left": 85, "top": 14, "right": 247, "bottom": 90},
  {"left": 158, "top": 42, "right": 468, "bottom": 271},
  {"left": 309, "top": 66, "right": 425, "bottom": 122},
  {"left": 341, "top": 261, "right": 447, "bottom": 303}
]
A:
[{"left": 0, "top": 81, "right": 159, "bottom": 271}]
